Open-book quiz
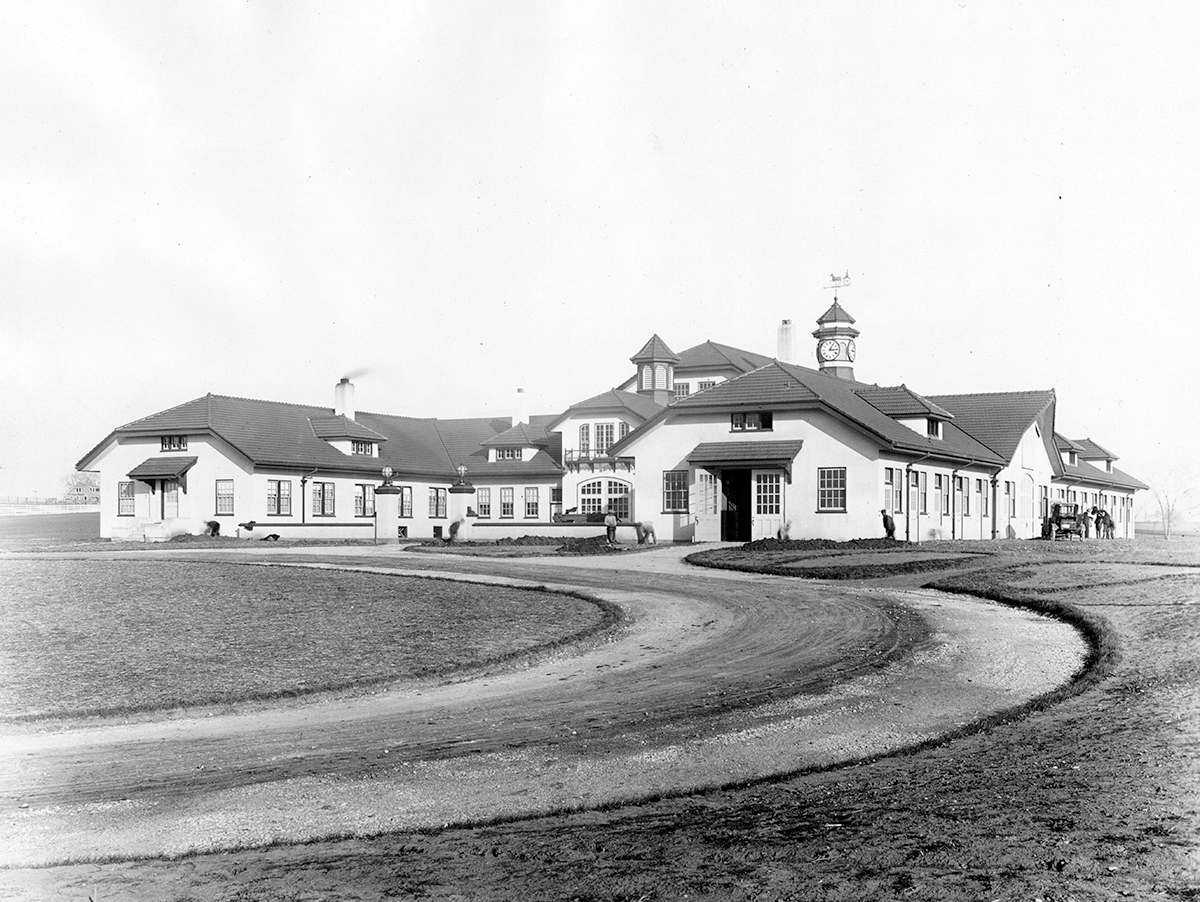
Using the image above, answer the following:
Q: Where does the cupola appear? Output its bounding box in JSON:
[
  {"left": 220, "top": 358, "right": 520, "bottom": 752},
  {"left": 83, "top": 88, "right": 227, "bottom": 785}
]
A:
[
  {"left": 630, "top": 334, "right": 680, "bottom": 407},
  {"left": 812, "top": 282, "right": 860, "bottom": 380}
]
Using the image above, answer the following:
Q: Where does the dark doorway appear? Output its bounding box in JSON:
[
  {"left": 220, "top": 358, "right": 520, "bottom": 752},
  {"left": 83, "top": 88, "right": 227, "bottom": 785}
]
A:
[{"left": 721, "top": 469, "right": 752, "bottom": 541}]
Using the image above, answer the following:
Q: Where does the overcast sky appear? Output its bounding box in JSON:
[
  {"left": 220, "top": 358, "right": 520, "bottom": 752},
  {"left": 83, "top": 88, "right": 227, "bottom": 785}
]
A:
[{"left": 2, "top": 1, "right": 1197, "bottom": 506}]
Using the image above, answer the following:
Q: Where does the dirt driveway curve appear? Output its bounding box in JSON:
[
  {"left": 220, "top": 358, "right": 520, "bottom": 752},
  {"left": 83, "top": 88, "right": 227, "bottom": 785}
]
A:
[{"left": 1, "top": 544, "right": 1086, "bottom": 867}]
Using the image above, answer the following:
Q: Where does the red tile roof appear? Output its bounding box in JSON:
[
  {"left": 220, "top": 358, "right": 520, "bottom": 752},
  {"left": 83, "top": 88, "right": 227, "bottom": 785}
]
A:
[
  {"left": 1058, "top": 460, "right": 1148, "bottom": 491},
  {"left": 815, "top": 299, "right": 856, "bottom": 325},
  {"left": 855, "top": 384, "right": 955, "bottom": 420},
  {"left": 309, "top": 415, "right": 389, "bottom": 442},
  {"left": 630, "top": 334, "right": 680, "bottom": 363},
  {"left": 79, "top": 395, "right": 563, "bottom": 481},
  {"left": 928, "top": 390, "right": 1057, "bottom": 462},
  {"left": 1073, "top": 437, "right": 1119, "bottom": 461},
  {"left": 675, "top": 341, "right": 774, "bottom": 374},
  {"left": 618, "top": 362, "right": 1006, "bottom": 465},
  {"left": 687, "top": 440, "right": 806, "bottom": 478},
  {"left": 546, "top": 390, "right": 665, "bottom": 431}
]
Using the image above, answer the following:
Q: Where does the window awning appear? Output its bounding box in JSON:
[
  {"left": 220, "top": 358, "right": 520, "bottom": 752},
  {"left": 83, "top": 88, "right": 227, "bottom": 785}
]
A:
[
  {"left": 687, "top": 440, "right": 804, "bottom": 482},
  {"left": 127, "top": 456, "right": 198, "bottom": 491}
]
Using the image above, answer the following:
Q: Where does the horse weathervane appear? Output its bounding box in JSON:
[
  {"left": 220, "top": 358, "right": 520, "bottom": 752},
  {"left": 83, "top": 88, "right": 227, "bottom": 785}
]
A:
[{"left": 825, "top": 270, "right": 851, "bottom": 301}]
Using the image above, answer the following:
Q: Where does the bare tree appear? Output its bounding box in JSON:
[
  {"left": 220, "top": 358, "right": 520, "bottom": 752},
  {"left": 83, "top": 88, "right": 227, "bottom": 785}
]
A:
[{"left": 1147, "top": 471, "right": 1196, "bottom": 540}]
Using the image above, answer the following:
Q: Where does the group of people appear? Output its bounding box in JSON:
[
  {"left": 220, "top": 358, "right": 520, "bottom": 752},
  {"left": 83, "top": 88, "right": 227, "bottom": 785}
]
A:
[
  {"left": 1083, "top": 506, "right": 1116, "bottom": 540},
  {"left": 604, "top": 510, "right": 656, "bottom": 546}
]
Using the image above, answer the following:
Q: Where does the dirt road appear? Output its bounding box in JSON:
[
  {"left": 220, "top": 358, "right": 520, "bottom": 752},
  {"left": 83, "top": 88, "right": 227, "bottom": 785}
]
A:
[{"left": 1, "top": 545, "right": 1085, "bottom": 868}]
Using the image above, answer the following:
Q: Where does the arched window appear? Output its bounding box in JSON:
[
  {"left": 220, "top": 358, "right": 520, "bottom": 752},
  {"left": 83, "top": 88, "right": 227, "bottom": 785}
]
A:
[
  {"left": 579, "top": 479, "right": 631, "bottom": 519},
  {"left": 579, "top": 424, "right": 590, "bottom": 456}
]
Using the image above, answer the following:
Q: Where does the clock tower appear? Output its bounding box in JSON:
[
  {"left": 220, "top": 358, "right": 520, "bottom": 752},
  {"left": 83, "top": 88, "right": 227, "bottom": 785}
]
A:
[{"left": 812, "top": 272, "right": 859, "bottom": 380}]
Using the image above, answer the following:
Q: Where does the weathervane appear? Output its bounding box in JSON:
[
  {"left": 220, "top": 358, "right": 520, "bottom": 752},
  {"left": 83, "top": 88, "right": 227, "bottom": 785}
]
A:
[{"left": 825, "top": 270, "right": 851, "bottom": 301}]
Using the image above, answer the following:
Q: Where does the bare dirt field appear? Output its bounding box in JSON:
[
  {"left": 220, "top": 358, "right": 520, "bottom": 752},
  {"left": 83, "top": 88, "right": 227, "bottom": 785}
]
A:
[{"left": 0, "top": 535, "right": 1197, "bottom": 901}]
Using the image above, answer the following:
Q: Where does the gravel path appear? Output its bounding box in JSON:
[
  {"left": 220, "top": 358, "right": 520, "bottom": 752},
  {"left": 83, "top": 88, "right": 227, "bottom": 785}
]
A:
[{"left": 1, "top": 545, "right": 1086, "bottom": 867}]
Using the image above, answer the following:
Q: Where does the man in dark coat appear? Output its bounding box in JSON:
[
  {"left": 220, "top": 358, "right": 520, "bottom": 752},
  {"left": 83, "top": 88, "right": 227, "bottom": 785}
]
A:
[{"left": 881, "top": 509, "right": 896, "bottom": 539}]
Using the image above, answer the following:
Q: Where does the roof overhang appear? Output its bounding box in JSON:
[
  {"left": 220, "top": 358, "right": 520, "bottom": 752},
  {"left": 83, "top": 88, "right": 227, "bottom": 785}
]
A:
[
  {"left": 127, "top": 456, "right": 198, "bottom": 492},
  {"left": 686, "top": 440, "right": 805, "bottom": 482}
]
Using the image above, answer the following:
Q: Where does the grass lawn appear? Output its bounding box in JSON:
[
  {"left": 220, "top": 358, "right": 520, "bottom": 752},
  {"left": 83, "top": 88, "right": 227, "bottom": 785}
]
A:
[
  {"left": 0, "top": 559, "right": 614, "bottom": 720},
  {"left": 3, "top": 539, "right": 1197, "bottom": 901}
]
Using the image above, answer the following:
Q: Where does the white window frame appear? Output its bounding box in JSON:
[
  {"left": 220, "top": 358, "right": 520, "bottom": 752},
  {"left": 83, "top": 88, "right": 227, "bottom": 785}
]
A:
[{"left": 817, "top": 468, "right": 846, "bottom": 512}]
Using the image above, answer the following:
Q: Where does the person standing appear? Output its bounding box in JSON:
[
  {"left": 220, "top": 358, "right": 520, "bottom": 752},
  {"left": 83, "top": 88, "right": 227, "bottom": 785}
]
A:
[
  {"left": 604, "top": 508, "right": 618, "bottom": 546},
  {"left": 1082, "top": 507, "right": 1093, "bottom": 539},
  {"left": 881, "top": 508, "right": 896, "bottom": 540}
]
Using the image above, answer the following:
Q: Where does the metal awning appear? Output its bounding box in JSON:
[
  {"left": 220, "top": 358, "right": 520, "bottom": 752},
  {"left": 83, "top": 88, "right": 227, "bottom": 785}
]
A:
[
  {"left": 686, "top": 440, "right": 804, "bottom": 482},
  {"left": 127, "top": 456, "right": 198, "bottom": 492}
]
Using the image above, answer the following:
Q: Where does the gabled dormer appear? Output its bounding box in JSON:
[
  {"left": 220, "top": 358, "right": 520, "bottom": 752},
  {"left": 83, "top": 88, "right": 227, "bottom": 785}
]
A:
[
  {"left": 1055, "top": 434, "right": 1086, "bottom": 468},
  {"left": 1073, "top": 437, "right": 1119, "bottom": 473},
  {"left": 854, "top": 384, "right": 954, "bottom": 440},
  {"left": 309, "top": 415, "right": 387, "bottom": 458},
  {"left": 481, "top": 421, "right": 550, "bottom": 463}
]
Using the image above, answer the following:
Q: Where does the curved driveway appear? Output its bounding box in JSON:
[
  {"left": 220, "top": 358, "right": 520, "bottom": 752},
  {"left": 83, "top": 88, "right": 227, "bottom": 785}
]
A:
[{"left": 0, "top": 544, "right": 1086, "bottom": 866}]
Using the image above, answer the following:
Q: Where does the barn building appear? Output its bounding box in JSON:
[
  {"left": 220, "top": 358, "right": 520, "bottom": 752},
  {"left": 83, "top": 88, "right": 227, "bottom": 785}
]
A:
[{"left": 77, "top": 295, "right": 1145, "bottom": 542}]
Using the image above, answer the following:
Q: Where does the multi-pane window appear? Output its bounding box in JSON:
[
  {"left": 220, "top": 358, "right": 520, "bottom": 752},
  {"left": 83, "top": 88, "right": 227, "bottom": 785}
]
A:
[
  {"left": 351, "top": 440, "right": 373, "bottom": 455},
  {"left": 163, "top": 480, "right": 180, "bottom": 518},
  {"left": 400, "top": 486, "right": 412, "bottom": 518},
  {"left": 524, "top": 487, "right": 539, "bottom": 518},
  {"left": 980, "top": 479, "right": 989, "bottom": 516},
  {"left": 756, "top": 473, "right": 781, "bottom": 515},
  {"left": 817, "top": 468, "right": 847, "bottom": 512},
  {"left": 595, "top": 424, "right": 614, "bottom": 455},
  {"left": 429, "top": 487, "right": 447, "bottom": 518},
  {"left": 267, "top": 479, "right": 292, "bottom": 516},
  {"left": 160, "top": 436, "right": 188, "bottom": 452},
  {"left": 500, "top": 487, "right": 515, "bottom": 518},
  {"left": 215, "top": 479, "right": 234, "bottom": 515},
  {"left": 959, "top": 477, "right": 970, "bottom": 516},
  {"left": 354, "top": 484, "right": 376, "bottom": 517},
  {"left": 884, "top": 467, "right": 903, "bottom": 513},
  {"left": 580, "top": 480, "right": 603, "bottom": 514},
  {"left": 696, "top": 472, "right": 718, "bottom": 515},
  {"left": 933, "top": 475, "right": 948, "bottom": 517},
  {"left": 698, "top": 380, "right": 717, "bottom": 392},
  {"left": 927, "top": 419, "right": 941, "bottom": 438},
  {"left": 919, "top": 471, "right": 928, "bottom": 514},
  {"left": 477, "top": 487, "right": 491, "bottom": 518},
  {"left": 580, "top": 480, "right": 630, "bottom": 518},
  {"left": 731, "top": 411, "right": 773, "bottom": 431},
  {"left": 674, "top": 383, "right": 690, "bottom": 400},
  {"left": 1039, "top": 485, "right": 1049, "bottom": 519},
  {"left": 663, "top": 470, "right": 689, "bottom": 512},
  {"left": 117, "top": 481, "right": 135, "bottom": 516},
  {"left": 497, "top": 448, "right": 520, "bottom": 460},
  {"left": 579, "top": 424, "right": 590, "bottom": 456},
  {"left": 618, "top": 421, "right": 629, "bottom": 441},
  {"left": 1006, "top": 482, "right": 1016, "bottom": 517},
  {"left": 312, "top": 481, "right": 335, "bottom": 516}
]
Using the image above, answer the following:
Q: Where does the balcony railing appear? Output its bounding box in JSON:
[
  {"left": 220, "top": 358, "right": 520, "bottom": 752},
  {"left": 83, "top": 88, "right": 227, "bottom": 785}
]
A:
[{"left": 563, "top": 450, "right": 635, "bottom": 472}]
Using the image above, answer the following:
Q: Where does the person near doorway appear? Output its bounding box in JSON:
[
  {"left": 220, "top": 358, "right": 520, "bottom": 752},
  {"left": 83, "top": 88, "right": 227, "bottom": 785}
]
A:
[
  {"left": 604, "top": 508, "right": 618, "bottom": 545},
  {"left": 881, "top": 509, "right": 896, "bottom": 539}
]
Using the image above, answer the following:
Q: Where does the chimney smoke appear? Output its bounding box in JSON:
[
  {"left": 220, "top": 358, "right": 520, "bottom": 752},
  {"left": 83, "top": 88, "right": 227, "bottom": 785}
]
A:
[{"left": 335, "top": 378, "right": 356, "bottom": 421}]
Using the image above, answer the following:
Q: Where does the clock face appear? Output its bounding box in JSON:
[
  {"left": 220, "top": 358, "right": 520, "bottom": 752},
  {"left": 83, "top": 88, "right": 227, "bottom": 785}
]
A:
[
  {"left": 818, "top": 339, "right": 841, "bottom": 361},
  {"left": 846, "top": 340, "right": 856, "bottom": 362}
]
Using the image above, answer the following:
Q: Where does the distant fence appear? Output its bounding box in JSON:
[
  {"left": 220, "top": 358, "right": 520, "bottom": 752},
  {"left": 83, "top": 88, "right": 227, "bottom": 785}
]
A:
[{"left": 0, "top": 500, "right": 100, "bottom": 516}]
